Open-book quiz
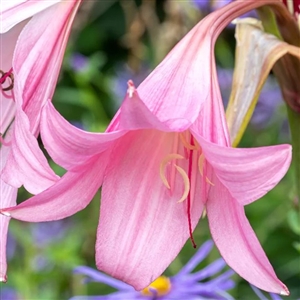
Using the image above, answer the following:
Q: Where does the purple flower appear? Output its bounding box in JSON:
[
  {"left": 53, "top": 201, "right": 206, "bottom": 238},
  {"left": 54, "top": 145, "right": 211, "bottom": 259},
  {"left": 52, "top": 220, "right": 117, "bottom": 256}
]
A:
[
  {"left": 30, "top": 220, "right": 69, "bottom": 247},
  {"left": 193, "top": 0, "right": 257, "bottom": 19},
  {"left": 71, "top": 241, "right": 235, "bottom": 300},
  {"left": 0, "top": 287, "right": 19, "bottom": 300},
  {"left": 251, "top": 79, "right": 282, "bottom": 127},
  {"left": 70, "top": 53, "right": 89, "bottom": 72},
  {"left": 112, "top": 64, "right": 150, "bottom": 108},
  {"left": 217, "top": 68, "right": 282, "bottom": 128}
]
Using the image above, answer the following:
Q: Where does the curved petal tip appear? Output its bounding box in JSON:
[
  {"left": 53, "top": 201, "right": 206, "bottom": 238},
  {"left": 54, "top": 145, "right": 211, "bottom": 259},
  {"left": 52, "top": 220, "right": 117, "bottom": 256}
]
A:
[
  {"left": 280, "top": 286, "right": 290, "bottom": 296},
  {"left": 0, "top": 210, "right": 11, "bottom": 217},
  {"left": 0, "top": 275, "right": 7, "bottom": 282}
]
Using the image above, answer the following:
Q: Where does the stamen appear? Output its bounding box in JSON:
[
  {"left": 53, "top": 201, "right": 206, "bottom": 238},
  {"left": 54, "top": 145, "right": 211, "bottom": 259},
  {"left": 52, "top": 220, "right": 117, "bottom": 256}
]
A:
[
  {"left": 159, "top": 153, "right": 184, "bottom": 189},
  {"left": 202, "top": 207, "right": 207, "bottom": 218},
  {"left": 0, "top": 68, "right": 14, "bottom": 91},
  {"left": 198, "top": 153, "right": 205, "bottom": 176},
  {"left": 187, "top": 135, "right": 197, "bottom": 248},
  {"left": 206, "top": 176, "right": 215, "bottom": 186},
  {"left": 127, "top": 79, "right": 135, "bottom": 98},
  {"left": 198, "top": 154, "right": 214, "bottom": 186},
  {"left": 174, "top": 165, "right": 190, "bottom": 203},
  {"left": 179, "top": 133, "right": 199, "bottom": 150}
]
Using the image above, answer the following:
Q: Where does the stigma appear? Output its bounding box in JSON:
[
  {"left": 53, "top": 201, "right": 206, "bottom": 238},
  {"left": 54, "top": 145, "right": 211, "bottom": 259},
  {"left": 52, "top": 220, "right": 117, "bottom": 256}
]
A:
[{"left": 141, "top": 276, "right": 171, "bottom": 296}]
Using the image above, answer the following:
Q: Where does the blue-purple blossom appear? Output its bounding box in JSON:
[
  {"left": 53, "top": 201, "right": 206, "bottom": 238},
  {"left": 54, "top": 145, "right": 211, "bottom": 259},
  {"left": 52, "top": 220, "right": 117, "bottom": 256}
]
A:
[
  {"left": 0, "top": 287, "right": 19, "bottom": 300},
  {"left": 30, "top": 220, "right": 69, "bottom": 247},
  {"left": 71, "top": 241, "right": 235, "bottom": 300},
  {"left": 70, "top": 53, "right": 89, "bottom": 72},
  {"left": 217, "top": 68, "right": 282, "bottom": 128},
  {"left": 192, "top": 0, "right": 257, "bottom": 19}
]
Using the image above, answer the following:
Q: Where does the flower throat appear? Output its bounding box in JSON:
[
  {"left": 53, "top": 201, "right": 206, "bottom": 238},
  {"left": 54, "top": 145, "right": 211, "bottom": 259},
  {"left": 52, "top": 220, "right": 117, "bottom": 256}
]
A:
[{"left": 160, "top": 132, "right": 214, "bottom": 248}]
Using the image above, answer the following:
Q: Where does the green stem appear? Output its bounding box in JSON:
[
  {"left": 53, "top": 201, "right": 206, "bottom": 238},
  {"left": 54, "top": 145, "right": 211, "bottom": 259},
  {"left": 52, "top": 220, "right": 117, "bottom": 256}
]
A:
[{"left": 287, "top": 105, "right": 300, "bottom": 207}]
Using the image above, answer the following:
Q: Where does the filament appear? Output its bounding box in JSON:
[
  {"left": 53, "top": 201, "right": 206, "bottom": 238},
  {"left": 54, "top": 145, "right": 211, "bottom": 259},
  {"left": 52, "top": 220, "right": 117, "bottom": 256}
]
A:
[
  {"left": 159, "top": 153, "right": 184, "bottom": 189},
  {"left": 174, "top": 165, "right": 190, "bottom": 203},
  {"left": 179, "top": 133, "right": 199, "bottom": 150},
  {"left": 198, "top": 153, "right": 205, "bottom": 176}
]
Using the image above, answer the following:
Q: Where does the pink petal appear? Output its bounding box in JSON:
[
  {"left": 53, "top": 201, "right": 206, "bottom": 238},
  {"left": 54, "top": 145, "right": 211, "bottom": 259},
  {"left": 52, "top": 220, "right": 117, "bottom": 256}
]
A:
[
  {"left": 0, "top": 184, "right": 17, "bottom": 282},
  {"left": 96, "top": 130, "right": 204, "bottom": 290},
  {"left": 40, "top": 84, "right": 173, "bottom": 170},
  {"left": 206, "top": 175, "right": 289, "bottom": 295},
  {"left": 136, "top": 1, "right": 274, "bottom": 128},
  {"left": 0, "top": 21, "right": 25, "bottom": 134},
  {"left": 191, "top": 65, "right": 231, "bottom": 147},
  {"left": 1, "top": 153, "right": 108, "bottom": 222},
  {"left": 0, "top": 0, "right": 61, "bottom": 33},
  {"left": 40, "top": 101, "right": 125, "bottom": 169},
  {"left": 0, "top": 145, "right": 17, "bottom": 282},
  {"left": 13, "top": 0, "right": 81, "bottom": 132},
  {"left": 118, "top": 83, "right": 171, "bottom": 131},
  {"left": 2, "top": 0, "right": 81, "bottom": 192},
  {"left": 1, "top": 109, "right": 59, "bottom": 194},
  {"left": 193, "top": 133, "right": 291, "bottom": 205}
]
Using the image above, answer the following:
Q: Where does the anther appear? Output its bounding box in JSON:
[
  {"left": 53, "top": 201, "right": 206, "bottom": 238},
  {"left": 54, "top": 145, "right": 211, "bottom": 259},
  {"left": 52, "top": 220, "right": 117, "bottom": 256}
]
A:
[
  {"left": 198, "top": 153, "right": 205, "bottom": 176},
  {"left": 160, "top": 154, "right": 185, "bottom": 189},
  {"left": 0, "top": 68, "right": 14, "bottom": 91},
  {"left": 179, "top": 133, "right": 199, "bottom": 150},
  {"left": 174, "top": 165, "right": 190, "bottom": 203},
  {"left": 205, "top": 177, "right": 215, "bottom": 186}
]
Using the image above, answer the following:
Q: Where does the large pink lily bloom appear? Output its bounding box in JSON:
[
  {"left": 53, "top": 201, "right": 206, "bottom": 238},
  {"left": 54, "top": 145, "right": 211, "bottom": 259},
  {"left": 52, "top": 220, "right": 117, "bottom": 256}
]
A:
[
  {"left": 0, "top": 0, "right": 292, "bottom": 295},
  {"left": 0, "top": 0, "right": 81, "bottom": 281}
]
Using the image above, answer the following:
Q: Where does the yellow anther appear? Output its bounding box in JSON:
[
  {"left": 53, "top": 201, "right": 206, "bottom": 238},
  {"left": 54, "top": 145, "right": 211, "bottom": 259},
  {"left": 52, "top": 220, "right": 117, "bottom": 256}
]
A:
[
  {"left": 206, "top": 176, "right": 215, "bottom": 186},
  {"left": 160, "top": 154, "right": 185, "bottom": 189},
  {"left": 141, "top": 276, "right": 171, "bottom": 296},
  {"left": 198, "top": 154, "right": 214, "bottom": 186},
  {"left": 202, "top": 207, "right": 207, "bottom": 218},
  {"left": 174, "top": 165, "right": 190, "bottom": 203},
  {"left": 179, "top": 133, "right": 199, "bottom": 150},
  {"left": 198, "top": 153, "right": 205, "bottom": 176}
]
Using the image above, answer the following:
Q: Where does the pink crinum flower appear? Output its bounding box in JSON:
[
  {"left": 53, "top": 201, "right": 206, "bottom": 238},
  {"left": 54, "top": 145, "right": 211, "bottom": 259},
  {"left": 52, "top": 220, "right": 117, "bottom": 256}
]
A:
[
  {"left": 0, "top": 0, "right": 293, "bottom": 295},
  {"left": 0, "top": 0, "right": 81, "bottom": 281}
]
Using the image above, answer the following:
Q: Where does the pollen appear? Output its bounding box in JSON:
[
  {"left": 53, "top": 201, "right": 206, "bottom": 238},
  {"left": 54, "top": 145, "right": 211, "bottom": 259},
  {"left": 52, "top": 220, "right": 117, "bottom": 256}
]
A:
[{"left": 141, "top": 276, "right": 171, "bottom": 296}]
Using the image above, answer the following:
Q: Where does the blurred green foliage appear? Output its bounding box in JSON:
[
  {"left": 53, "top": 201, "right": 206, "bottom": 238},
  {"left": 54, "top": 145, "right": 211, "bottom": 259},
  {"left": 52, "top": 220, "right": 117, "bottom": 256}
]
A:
[{"left": 1, "top": 1, "right": 299, "bottom": 299}]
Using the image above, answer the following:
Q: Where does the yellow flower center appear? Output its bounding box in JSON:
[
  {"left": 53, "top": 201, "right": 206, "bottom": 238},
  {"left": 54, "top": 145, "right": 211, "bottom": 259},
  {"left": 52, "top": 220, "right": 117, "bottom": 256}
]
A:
[{"left": 141, "top": 276, "right": 171, "bottom": 297}]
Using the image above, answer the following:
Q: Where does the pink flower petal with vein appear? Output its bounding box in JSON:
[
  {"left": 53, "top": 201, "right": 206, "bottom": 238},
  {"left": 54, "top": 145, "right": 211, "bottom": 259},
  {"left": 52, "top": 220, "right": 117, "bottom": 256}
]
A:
[
  {"left": 96, "top": 130, "right": 204, "bottom": 290},
  {"left": 1, "top": 153, "right": 109, "bottom": 222},
  {"left": 1, "top": 109, "right": 59, "bottom": 194},
  {"left": 206, "top": 175, "right": 289, "bottom": 295},
  {"left": 40, "top": 101, "right": 125, "bottom": 169},
  {"left": 0, "top": 0, "right": 61, "bottom": 33},
  {"left": 0, "top": 145, "right": 17, "bottom": 282},
  {"left": 193, "top": 133, "right": 292, "bottom": 205},
  {"left": 13, "top": 0, "right": 81, "bottom": 131}
]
